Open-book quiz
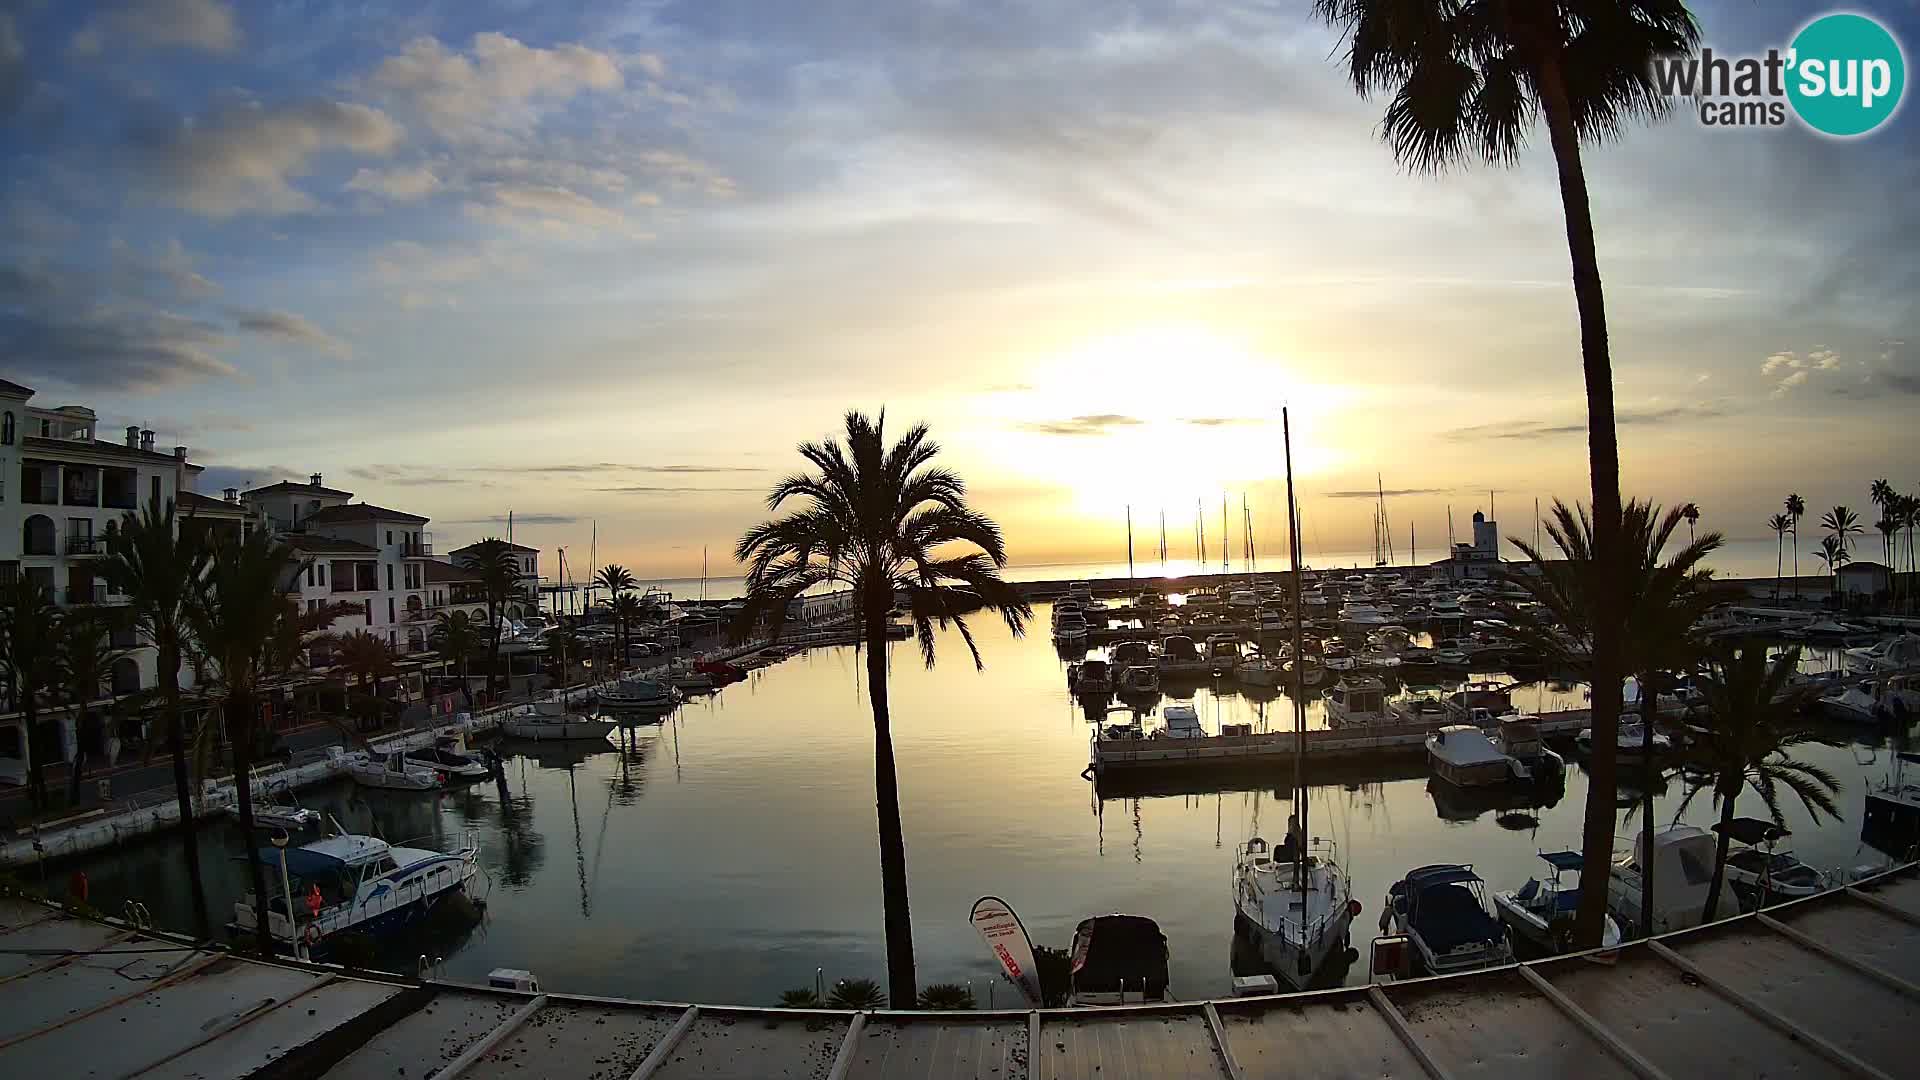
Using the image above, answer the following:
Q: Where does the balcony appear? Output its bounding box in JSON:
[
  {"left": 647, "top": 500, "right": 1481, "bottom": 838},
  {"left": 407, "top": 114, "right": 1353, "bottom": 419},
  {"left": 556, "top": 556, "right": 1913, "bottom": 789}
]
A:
[
  {"left": 403, "top": 540, "right": 433, "bottom": 557},
  {"left": 65, "top": 535, "right": 104, "bottom": 556},
  {"left": 64, "top": 583, "right": 107, "bottom": 605},
  {"left": 20, "top": 484, "right": 58, "bottom": 506}
]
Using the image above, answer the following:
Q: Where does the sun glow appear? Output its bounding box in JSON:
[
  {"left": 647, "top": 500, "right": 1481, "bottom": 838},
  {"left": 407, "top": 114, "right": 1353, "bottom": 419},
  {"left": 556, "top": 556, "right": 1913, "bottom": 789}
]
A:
[{"left": 990, "top": 325, "right": 1351, "bottom": 517}]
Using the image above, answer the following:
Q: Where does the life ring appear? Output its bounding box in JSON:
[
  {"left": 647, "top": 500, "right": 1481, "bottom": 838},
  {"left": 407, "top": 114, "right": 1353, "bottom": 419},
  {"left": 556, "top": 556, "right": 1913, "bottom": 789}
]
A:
[{"left": 304, "top": 923, "right": 322, "bottom": 947}]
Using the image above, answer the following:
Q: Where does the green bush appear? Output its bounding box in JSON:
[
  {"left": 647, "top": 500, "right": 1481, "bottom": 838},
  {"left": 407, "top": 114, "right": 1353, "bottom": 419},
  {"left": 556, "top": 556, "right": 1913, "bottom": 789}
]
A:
[
  {"left": 778, "top": 988, "right": 821, "bottom": 1007},
  {"left": 917, "top": 983, "right": 975, "bottom": 1010},
  {"left": 825, "top": 977, "right": 886, "bottom": 1009}
]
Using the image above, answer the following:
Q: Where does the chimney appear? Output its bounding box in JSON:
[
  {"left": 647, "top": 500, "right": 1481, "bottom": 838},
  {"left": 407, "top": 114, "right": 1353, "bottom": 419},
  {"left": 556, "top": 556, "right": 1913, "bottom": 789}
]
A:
[
  {"left": 173, "top": 445, "right": 187, "bottom": 460},
  {"left": 310, "top": 472, "right": 323, "bottom": 487},
  {"left": 125, "top": 425, "right": 139, "bottom": 447},
  {"left": 139, "top": 429, "right": 155, "bottom": 452},
  {"left": 224, "top": 487, "right": 238, "bottom": 503}
]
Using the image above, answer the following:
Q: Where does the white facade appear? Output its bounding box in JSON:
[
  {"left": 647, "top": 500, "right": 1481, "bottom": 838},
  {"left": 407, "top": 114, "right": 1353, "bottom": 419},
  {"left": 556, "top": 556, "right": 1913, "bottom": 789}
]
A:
[
  {"left": 264, "top": 498, "right": 433, "bottom": 656},
  {"left": 444, "top": 540, "right": 540, "bottom": 620}
]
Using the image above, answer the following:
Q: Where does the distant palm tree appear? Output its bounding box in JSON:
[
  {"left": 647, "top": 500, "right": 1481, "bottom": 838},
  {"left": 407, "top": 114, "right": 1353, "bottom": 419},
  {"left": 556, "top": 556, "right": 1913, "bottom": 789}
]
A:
[
  {"left": 56, "top": 612, "right": 123, "bottom": 805},
  {"left": 1681, "top": 503, "right": 1700, "bottom": 546},
  {"left": 332, "top": 630, "right": 397, "bottom": 731},
  {"left": 1876, "top": 516, "right": 1900, "bottom": 598},
  {"left": 1507, "top": 499, "right": 1721, "bottom": 939},
  {"left": 460, "top": 539, "right": 522, "bottom": 694},
  {"left": 737, "top": 410, "right": 1031, "bottom": 1005},
  {"left": 430, "top": 610, "right": 483, "bottom": 710},
  {"left": 100, "top": 499, "right": 213, "bottom": 936},
  {"left": 1785, "top": 493, "right": 1806, "bottom": 598},
  {"left": 0, "top": 579, "right": 63, "bottom": 808},
  {"left": 605, "top": 592, "right": 645, "bottom": 673},
  {"left": 1815, "top": 535, "right": 1850, "bottom": 597},
  {"left": 594, "top": 565, "right": 636, "bottom": 665},
  {"left": 1309, "top": 0, "right": 1699, "bottom": 948},
  {"left": 1680, "top": 641, "right": 1841, "bottom": 922},
  {"left": 1822, "top": 505, "right": 1862, "bottom": 558},
  {"left": 1870, "top": 479, "right": 1895, "bottom": 564},
  {"left": 1766, "top": 513, "right": 1792, "bottom": 601},
  {"left": 187, "top": 530, "right": 305, "bottom": 954}
]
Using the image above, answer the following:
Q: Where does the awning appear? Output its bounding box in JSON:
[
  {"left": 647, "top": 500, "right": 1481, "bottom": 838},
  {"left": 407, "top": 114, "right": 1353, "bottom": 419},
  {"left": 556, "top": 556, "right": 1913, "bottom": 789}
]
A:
[
  {"left": 1711, "top": 818, "right": 1789, "bottom": 846},
  {"left": 1538, "top": 851, "right": 1584, "bottom": 872},
  {"left": 1406, "top": 864, "right": 1482, "bottom": 890},
  {"left": 253, "top": 846, "right": 348, "bottom": 879}
]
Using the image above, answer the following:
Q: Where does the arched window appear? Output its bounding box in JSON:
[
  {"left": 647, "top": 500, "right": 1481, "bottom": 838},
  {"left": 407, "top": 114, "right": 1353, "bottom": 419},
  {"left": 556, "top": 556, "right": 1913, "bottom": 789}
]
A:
[
  {"left": 1, "top": 410, "right": 12, "bottom": 445},
  {"left": 111, "top": 657, "right": 142, "bottom": 696},
  {"left": 22, "top": 514, "right": 55, "bottom": 555}
]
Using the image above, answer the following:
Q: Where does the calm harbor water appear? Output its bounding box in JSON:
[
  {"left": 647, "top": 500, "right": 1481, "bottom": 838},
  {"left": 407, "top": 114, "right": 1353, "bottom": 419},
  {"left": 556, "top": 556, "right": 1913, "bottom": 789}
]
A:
[{"left": 62, "top": 604, "right": 1906, "bottom": 1005}]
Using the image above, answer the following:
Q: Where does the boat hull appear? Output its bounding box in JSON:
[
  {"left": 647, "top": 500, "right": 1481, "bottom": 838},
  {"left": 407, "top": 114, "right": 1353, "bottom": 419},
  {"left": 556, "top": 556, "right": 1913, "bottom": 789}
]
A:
[
  {"left": 500, "top": 718, "right": 619, "bottom": 741},
  {"left": 1428, "top": 754, "right": 1512, "bottom": 789}
]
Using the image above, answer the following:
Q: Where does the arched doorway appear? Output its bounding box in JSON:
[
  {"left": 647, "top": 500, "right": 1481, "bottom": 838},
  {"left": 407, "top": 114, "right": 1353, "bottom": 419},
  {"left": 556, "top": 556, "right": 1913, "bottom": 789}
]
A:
[
  {"left": 22, "top": 514, "right": 55, "bottom": 556},
  {"left": 111, "top": 657, "right": 141, "bottom": 695}
]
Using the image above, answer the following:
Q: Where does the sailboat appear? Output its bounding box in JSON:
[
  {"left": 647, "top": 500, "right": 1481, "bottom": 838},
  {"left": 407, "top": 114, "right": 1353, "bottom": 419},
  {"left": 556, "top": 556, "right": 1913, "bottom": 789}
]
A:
[{"left": 1232, "top": 407, "right": 1359, "bottom": 990}]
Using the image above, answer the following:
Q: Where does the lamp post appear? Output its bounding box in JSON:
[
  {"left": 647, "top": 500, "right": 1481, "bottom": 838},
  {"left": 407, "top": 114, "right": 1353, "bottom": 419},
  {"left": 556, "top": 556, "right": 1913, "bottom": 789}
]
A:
[{"left": 270, "top": 828, "right": 298, "bottom": 961}]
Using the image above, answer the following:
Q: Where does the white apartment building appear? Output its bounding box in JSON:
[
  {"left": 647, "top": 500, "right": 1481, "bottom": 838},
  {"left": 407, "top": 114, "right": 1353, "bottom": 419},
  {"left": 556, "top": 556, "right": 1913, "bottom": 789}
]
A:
[
  {"left": 443, "top": 540, "right": 540, "bottom": 620},
  {"left": 243, "top": 482, "right": 434, "bottom": 656}
]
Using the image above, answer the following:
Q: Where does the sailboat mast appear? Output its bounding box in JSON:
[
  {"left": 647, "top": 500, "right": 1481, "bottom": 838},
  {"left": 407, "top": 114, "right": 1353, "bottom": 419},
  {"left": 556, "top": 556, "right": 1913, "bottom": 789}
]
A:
[
  {"left": 1197, "top": 500, "right": 1206, "bottom": 570},
  {"left": 1127, "top": 505, "right": 1134, "bottom": 581},
  {"left": 1282, "top": 407, "right": 1309, "bottom": 899},
  {"left": 1159, "top": 510, "right": 1168, "bottom": 573},
  {"left": 1222, "top": 494, "right": 1229, "bottom": 576}
]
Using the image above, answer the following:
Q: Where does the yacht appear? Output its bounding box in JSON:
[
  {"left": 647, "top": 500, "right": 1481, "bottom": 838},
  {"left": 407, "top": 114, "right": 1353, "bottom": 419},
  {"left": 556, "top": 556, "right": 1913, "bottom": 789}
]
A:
[
  {"left": 1576, "top": 720, "right": 1672, "bottom": 757},
  {"left": 1067, "top": 914, "right": 1172, "bottom": 1005},
  {"left": 1157, "top": 635, "right": 1208, "bottom": 676},
  {"left": 1228, "top": 589, "right": 1261, "bottom": 612},
  {"left": 1393, "top": 693, "right": 1451, "bottom": 726},
  {"left": 345, "top": 750, "right": 445, "bottom": 791},
  {"left": 499, "top": 702, "right": 619, "bottom": 741},
  {"left": 1068, "top": 580, "right": 1095, "bottom": 603},
  {"left": 1321, "top": 639, "right": 1356, "bottom": 672},
  {"left": 1109, "top": 639, "right": 1154, "bottom": 669},
  {"left": 1205, "top": 634, "right": 1240, "bottom": 671},
  {"left": 1430, "top": 639, "right": 1472, "bottom": 667},
  {"left": 1233, "top": 826, "right": 1357, "bottom": 990},
  {"left": 1379, "top": 864, "right": 1514, "bottom": 976},
  {"left": 1325, "top": 675, "right": 1392, "bottom": 728},
  {"left": 1160, "top": 703, "right": 1206, "bottom": 739},
  {"left": 597, "top": 677, "right": 680, "bottom": 710},
  {"left": 232, "top": 829, "right": 480, "bottom": 958},
  {"left": 1608, "top": 825, "right": 1742, "bottom": 936},
  {"left": 1073, "top": 658, "right": 1115, "bottom": 696},
  {"left": 1257, "top": 607, "right": 1289, "bottom": 638},
  {"left": 1339, "top": 603, "right": 1394, "bottom": 637},
  {"left": 1844, "top": 633, "right": 1920, "bottom": 675},
  {"left": 1287, "top": 655, "right": 1328, "bottom": 688},
  {"left": 1492, "top": 851, "right": 1623, "bottom": 954},
  {"left": 1354, "top": 647, "right": 1402, "bottom": 673},
  {"left": 1446, "top": 680, "right": 1514, "bottom": 722},
  {"left": 1426, "top": 725, "right": 1518, "bottom": 788},
  {"left": 405, "top": 735, "right": 492, "bottom": 781},
  {"left": 1118, "top": 664, "right": 1160, "bottom": 696},
  {"left": 1490, "top": 713, "right": 1562, "bottom": 778},
  {"left": 1053, "top": 610, "right": 1090, "bottom": 643},
  {"left": 1863, "top": 751, "right": 1920, "bottom": 848},
  {"left": 1716, "top": 819, "right": 1828, "bottom": 907},
  {"left": 1237, "top": 654, "right": 1284, "bottom": 688}
]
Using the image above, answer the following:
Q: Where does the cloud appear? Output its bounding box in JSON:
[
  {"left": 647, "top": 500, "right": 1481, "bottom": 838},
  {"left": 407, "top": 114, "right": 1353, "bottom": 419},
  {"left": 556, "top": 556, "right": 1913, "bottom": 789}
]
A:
[
  {"left": 107, "top": 238, "right": 220, "bottom": 301},
  {"left": 367, "top": 32, "right": 623, "bottom": 141},
  {"left": 1323, "top": 488, "right": 1452, "bottom": 499},
  {"left": 339, "top": 462, "right": 765, "bottom": 485},
  {"left": 1182, "top": 416, "right": 1265, "bottom": 428},
  {"left": 1017, "top": 414, "right": 1145, "bottom": 436},
  {"left": 466, "top": 183, "right": 636, "bottom": 234},
  {"left": 130, "top": 99, "right": 402, "bottom": 216},
  {"left": 0, "top": 15, "right": 25, "bottom": 118},
  {"left": 196, "top": 464, "right": 308, "bottom": 493},
  {"left": 1762, "top": 348, "right": 1846, "bottom": 396},
  {"left": 71, "top": 0, "right": 240, "bottom": 57},
  {"left": 441, "top": 513, "right": 583, "bottom": 526},
  {"left": 593, "top": 485, "right": 763, "bottom": 494},
  {"left": 369, "top": 241, "right": 527, "bottom": 308},
  {"left": 0, "top": 302, "right": 237, "bottom": 391},
  {"left": 345, "top": 164, "right": 442, "bottom": 201},
  {"left": 1443, "top": 403, "right": 1728, "bottom": 441},
  {"left": 230, "top": 308, "right": 349, "bottom": 356}
]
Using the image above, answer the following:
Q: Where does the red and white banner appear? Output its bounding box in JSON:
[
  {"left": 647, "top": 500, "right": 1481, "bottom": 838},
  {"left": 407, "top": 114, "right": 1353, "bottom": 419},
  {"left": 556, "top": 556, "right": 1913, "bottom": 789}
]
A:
[{"left": 970, "top": 896, "right": 1042, "bottom": 1005}]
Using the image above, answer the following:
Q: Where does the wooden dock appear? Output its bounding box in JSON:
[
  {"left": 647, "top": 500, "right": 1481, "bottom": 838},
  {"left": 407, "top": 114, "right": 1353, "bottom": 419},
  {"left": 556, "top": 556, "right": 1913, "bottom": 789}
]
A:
[{"left": 3, "top": 863, "right": 1919, "bottom": 1078}]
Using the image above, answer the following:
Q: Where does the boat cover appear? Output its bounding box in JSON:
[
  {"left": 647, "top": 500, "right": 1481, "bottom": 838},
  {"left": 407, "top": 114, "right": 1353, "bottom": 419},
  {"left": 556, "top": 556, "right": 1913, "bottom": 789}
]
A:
[
  {"left": 254, "top": 847, "right": 347, "bottom": 879},
  {"left": 1538, "top": 851, "right": 1584, "bottom": 872},
  {"left": 1410, "top": 882, "right": 1502, "bottom": 953},
  {"left": 1712, "top": 817, "right": 1790, "bottom": 846},
  {"left": 1070, "top": 915, "right": 1170, "bottom": 996}
]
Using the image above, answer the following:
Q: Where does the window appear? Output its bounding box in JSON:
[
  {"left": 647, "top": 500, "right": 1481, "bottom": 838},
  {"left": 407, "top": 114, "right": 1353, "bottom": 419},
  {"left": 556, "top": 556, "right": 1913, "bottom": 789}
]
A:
[
  {"left": 306, "top": 565, "right": 314, "bottom": 587},
  {"left": 1, "top": 410, "right": 11, "bottom": 444},
  {"left": 319, "top": 563, "right": 327, "bottom": 586},
  {"left": 386, "top": 530, "right": 393, "bottom": 545},
  {"left": 364, "top": 600, "right": 372, "bottom": 624},
  {"left": 386, "top": 563, "right": 393, "bottom": 591},
  {"left": 388, "top": 630, "right": 396, "bottom": 647},
  {"left": 387, "top": 597, "right": 395, "bottom": 623},
  {"left": 151, "top": 475, "right": 161, "bottom": 509}
]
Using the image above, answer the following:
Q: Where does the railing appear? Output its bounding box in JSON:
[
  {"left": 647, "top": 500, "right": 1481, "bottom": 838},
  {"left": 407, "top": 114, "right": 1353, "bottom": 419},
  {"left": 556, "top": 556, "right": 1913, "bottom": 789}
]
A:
[
  {"left": 102, "top": 493, "right": 139, "bottom": 510},
  {"left": 63, "top": 489, "right": 100, "bottom": 508},
  {"left": 64, "top": 535, "right": 103, "bottom": 555},
  {"left": 403, "top": 541, "right": 433, "bottom": 557},
  {"left": 63, "top": 583, "right": 108, "bottom": 605}
]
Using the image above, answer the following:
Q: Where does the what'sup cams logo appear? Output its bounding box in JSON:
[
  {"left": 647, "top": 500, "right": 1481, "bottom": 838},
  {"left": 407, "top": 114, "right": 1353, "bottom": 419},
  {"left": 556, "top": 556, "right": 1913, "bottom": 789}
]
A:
[{"left": 1653, "top": 12, "right": 1906, "bottom": 136}]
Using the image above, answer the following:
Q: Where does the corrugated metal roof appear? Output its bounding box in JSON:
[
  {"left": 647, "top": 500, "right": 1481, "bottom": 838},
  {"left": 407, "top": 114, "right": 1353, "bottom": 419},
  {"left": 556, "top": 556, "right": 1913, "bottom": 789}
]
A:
[{"left": 1, "top": 864, "right": 1917, "bottom": 1079}]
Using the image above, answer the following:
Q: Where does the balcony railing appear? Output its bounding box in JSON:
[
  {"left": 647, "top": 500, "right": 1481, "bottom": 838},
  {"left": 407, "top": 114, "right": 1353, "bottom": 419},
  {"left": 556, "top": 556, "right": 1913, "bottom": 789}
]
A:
[
  {"left": 20, "top": 486, "right": 59, "bottom": 506},
  {"left": 64, "top": 583, "right": 107, "bottom": 605},
  {"left": 65, "top": 535, "right": 104, "bottom": 555},
  {"left": 403, "top": 541, "right": 433, "bottom": 557}
]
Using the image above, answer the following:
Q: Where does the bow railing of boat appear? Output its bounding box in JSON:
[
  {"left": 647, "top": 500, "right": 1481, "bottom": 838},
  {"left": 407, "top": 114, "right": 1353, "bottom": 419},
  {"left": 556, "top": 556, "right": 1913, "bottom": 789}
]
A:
[{"left": 1239, "top": 838, "right": 1354, "bottom": 940}]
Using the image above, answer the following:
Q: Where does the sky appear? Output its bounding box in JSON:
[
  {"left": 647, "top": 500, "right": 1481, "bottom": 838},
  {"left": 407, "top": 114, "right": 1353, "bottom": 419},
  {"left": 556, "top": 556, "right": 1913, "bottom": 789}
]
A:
[{"left": 2, "top": 1, "right": 1916, "bottom": 579}]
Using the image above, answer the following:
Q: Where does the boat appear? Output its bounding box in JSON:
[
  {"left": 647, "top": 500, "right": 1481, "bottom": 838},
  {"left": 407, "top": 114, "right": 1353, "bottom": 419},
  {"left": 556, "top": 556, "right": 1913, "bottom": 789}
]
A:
[
  {"left": 1339, "top": 603, "right": 1394, "bottom": 637},
  {"left": 597, "top": 677, "right": 681, "bottom": 709},
  {"left": 1117, "top": 664, "right": 1160, "bottom": 696},
  {"left": 1324, "top": 675, "right": 1391, "bottom": 728},
  {"left": 1053, "top": 610, "right": 1090, "bottom": 643},
  {"left": 1379, "top": 864, "right": 1514, "bottom": 976},
  {"left": 1393, "top": 693, "right": 1451, "bottom": 726},
  {"left": 1108, "top": 639, "right": 1154, "bottom": 670},
  {"left": 405, "top": 734, "right": 492, "bottom": 781},
  {"left": 1354, "top": 647, "right": 1402, "bottom": 673},
  {"left": 1492, "top": 851, "right": 1624, "bottom": 954},
  {"left": 1399, "top": 648, "right": 1437, "bottom": 670},
  {"left": 1845, "top": 633, "right": 1920, "bottom": 675},
  {"left": 1714, "top": 819, "right": 1828, "bottom": 908},
  {"left": 1257, "top": 608, "right": 1288, "bottom": 638},
  {"left": 1157, "top": 635, "right": 1208, "bottom": 676},
  {"left": 1862, "top": 751, "right": 1920, "bottom": 851},
  {"left": 665, "top": 660, "right": 715, "bottom": 691},
  {"left": 1068, "top": 580, "right": 1094, "bottom": 603},
  {"left": 1067, "top": 914, "right": 1172, "bottom": 1005},
  {"left": 1818, "top": 675, "right": 1919, "bottom": 723},
  {"left": 1228, "top": 589, "right": 1261, "bottom": 612},
  {"left": 249, "top": 769, "right": 321, "bottom": 832},
  {"left": 1205, "top": 634, "right": 1240, "bottom": 671},
  {"left": 1426, "top": 725, "right": 1518, "bottom": 788},
  {"left": 499, "top": 704, "right": 620, "bottom": 741},
  {"left": 1286, "top": 655, "right": 1328, "bottom": 688},
  {"left": 1160, "top": 703, "right": 1205, "bottom": 738},
  {"left": 1606, "top": 824, "right": 1741, "bottom": 937},
  {"left": 1237, "top": 655, "right": 1284, "bottom": 688},
  {"left": 1445, "top": 680, "right": 1515, "bottom": 722},
  {"left": 345, "top": 749, "right": 446, "bottom": 791},
  {"left": 1233, "top": 824, "right": 1358, "bottom": 989},
  {"left": 1320, "top": 639, "right": 1355, "bottom": 672},
  {"left": 1576, "top": 720, "right": 1673, "bottom": 757},
  {"left": 1073, "top": 658, "right": 1115, "bottom": 696},
  {"left": 231, "top": 829, "right": 480, "bottom": 958},
  {"left": 1489, "top": 713, "right": 1563, "bottom": 778},
  {"left": 1430, "top": 639, "right": 1471, "bottom": 667}
]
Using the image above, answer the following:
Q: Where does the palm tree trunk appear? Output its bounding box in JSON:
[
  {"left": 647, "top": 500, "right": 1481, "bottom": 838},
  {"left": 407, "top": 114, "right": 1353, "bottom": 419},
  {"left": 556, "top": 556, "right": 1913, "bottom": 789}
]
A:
[
  {"left": 67, "top": 704, "right": 91, "bottom": 807},
  {"left": 864, "top": 581, "right": 916, "bottom": 1006},
  {"left": 1639, "top": 670, "right": 1657, "bottom": 937},
  {"left": 460, "top": 654, "right": 474, "bottom": 711},
  {"left": 227, "top": 689, "right": 274, "bottom": 954},
  {"left": 160, "top": 644, "right": 211, "bottom": 938},
  {"left": 1539, "top": 56, "right": 1625, "bottom": 951},
  {"left": 1702, "top": 775, "right": 1739, "bottom": 923},
  {"left": 1792, "top": 527, "right": 1800, "bottom": 598},
  {"left": 24, "top": 702, "right": 46, "bottom": 809},
  {"left": 1774, "top": 534, "right": 1783, "bottom": 600}
]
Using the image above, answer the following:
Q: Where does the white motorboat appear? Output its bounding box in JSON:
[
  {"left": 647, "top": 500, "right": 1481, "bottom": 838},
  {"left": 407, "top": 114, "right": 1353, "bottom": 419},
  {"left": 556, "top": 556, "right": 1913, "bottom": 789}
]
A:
[
  {"left": 1204, "top": 634, "right": 1240, "bottom": 671},
  {"left": 1576, "top": 720, "right": 1673, "bottom": 757},
  {"left": 1818, "top": 675, "right": 1919, "bottom": 723},
  {"left": 499, "top": 704, "right": 619, "bottom": 741},
  {"left": 1379, "top": 864, "right": 1514, "bottom": 976},
  {"left": 1715, "top": 819, "right": 1827, "bottom": 908},
  {"left": 1287, "top": 655, "right": 1328, "bottom": 688},
  {"left": 1108, "top": 639, "right": 1154, "bottom": 670},
  {"left": 1257, "top": 608, "right": 1289, "bottom": 638},
  {"left": 1426, "top": 725, "right": 1518, "bottom": 788},
  {"left": 1325, "top": 675, "right": 1392, "bottom": 728},
  {"left": 1431, "top": 639, "right": 1471, "bottom": 667},
  {"left": 1237, "top": 655, "right": 1284, "bottom": 688},
  {"left": 1073, "top": 658, "right": 1115, "bottom": 696},
  {"left": 232, "top": 829, "right": 480, "bottom": 958},
  {"left": 1490, "top": 713, "right": 1563, "bottom": 778},
  {"left": 1117, "top": 664, "right": 1160, "bottom": 696},
  {"left": 1233, "top": 825, "right": 1357, "bottom": 990},
  {"left": 1393, "top": 694, "right": 1451, "bottom": 726},
  {"left": 248, "top": 766, "right": 321, "bottom": 831},
  {"left": 1053, "top": 610, "right": 1090, "bottom": 643},
  {"left": 1228, "top": 589, "right": 1261, "bottom": 612},
  {"left": 1845, "top": 633, "right": 1920, "bottom": 675},
  {"left": 1862, "top": 751, "right": 1920, "bottom": 851},
  {"left": 345, "top": 749, "right": 445, "bottom": 791},
  {"left": 597, "top": 677, "right": 680, "bottom": 709},
  {"left": 1606, "top": 825, "right": 1741, "bottom": 937},
  {"left": 665, "top": 661, "right": 715, "bottom": 691},
  {"left": 1446, "top": 680, "right": 1515, "bottom": 722},
  {"left": 1067, "top": 914, "right": 1172, "bottom": 1005},
  {"left": 1157, "top": 635, "right": 1208, "bottom": 675},
  {"left": 1354, "top": 647, "right": 1402, "bottom": 673},
  {"left": 1493, "top": 851, "right": 1624, "bottom": 954},
  {"left": 405, "top": 735, "right": 492, "bottom": 781},
  {"left": 1160, "top": 703, "right": 1205, "bottom": 739},
  {"left": 1339, "top": 603, "right": 1394, "bottom": 637}
]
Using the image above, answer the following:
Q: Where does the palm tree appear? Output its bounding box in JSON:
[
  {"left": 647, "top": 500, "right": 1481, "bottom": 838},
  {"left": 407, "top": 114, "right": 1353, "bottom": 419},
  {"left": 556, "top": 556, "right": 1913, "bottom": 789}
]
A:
[
  {"left": 1681, "top": 503, "right": 1700, "bottom": 546},
  {"left": 594, "top": 565, "right": 636, "bottom": 665},
  {"left": 331, "top": 630, "right": 397, "bottom": 732},
  {"left": 1766, "top": 513, "right": 1792, "bottom": 601},
  {"left": 56, "top": 611, "right": 123, "bottom": 806},
  {"left": 1681, "top": 641, "right": 1841, "bottom": 922},
  {"left": 1870, "top": 479, "right": 1894, "bottom": 564},
  {"left": 1309, "top": 0, "right": 1698, "bottom": 946},
  {"left": 99, "top": 499, "right": 212, "bottom": 936},
  {"left": 1506, "top": 499, "right": 1721, "bottom": 941},
  {"left": 1821, "top": 505, "right": 1862, "bottom": 558},
  {"left": 737, "top": 410, "right": 1031, "bottom": 1005},
  {"left": 187, "top": 529, "right": 305, "bottom": 954},
  {"left": 459, "top": 539, "right": 522, "bottom": 695},
  {"left": 1815, "top": 535, "right": 1850, "bottom": 597},
  {"left": 1876, "top": 516, "right": 1900, "bottom": 604},
  {"left": 1785, "top": 493, "right": 1806, "bottom": 598},
  {"left": 0, "top": 579, "right": 63, "bottom": 808},
  {"left": 1901, "top": 493, "right": 1920, "bottom": 613},
  {"left": 605, "top": 592, "right": 644, "bottom": 673},
  {"left": 430, "top": 610, "right": 483, "bottom": 710}
]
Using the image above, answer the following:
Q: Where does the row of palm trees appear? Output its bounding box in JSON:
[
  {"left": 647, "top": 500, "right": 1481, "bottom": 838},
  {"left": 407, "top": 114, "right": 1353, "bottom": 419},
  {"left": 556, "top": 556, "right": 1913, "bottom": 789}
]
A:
[{"left": 1769, "top": 488, "right": 1917, "bottom": 603}]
